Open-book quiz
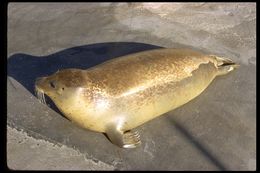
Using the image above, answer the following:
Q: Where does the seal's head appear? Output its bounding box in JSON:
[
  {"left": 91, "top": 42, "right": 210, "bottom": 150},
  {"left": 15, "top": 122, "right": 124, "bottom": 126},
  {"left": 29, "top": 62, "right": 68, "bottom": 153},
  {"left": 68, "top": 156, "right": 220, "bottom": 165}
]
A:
[{"left": 35, "top": 69, "right": 87, "bottom": 105}]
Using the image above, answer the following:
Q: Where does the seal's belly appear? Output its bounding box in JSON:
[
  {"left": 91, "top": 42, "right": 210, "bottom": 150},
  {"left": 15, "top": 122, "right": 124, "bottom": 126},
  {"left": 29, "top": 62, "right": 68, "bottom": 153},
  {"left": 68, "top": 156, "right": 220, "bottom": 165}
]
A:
[{"left": 117, "top": 62, "right": 218, "bottom": 130}]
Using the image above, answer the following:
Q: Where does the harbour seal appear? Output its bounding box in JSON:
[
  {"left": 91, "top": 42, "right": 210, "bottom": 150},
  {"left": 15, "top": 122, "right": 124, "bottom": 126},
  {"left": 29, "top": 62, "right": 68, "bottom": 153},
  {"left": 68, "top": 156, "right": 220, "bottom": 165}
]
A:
[{"left": 35, "top": 48, "right": 239, "bottom": 148}]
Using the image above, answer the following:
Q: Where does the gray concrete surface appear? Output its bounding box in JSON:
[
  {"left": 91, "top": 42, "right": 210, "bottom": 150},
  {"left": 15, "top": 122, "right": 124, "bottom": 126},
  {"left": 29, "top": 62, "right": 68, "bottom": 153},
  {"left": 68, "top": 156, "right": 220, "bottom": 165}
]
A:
[
  {"left": 7, "top": 127, "right": 114, "bottom": 170},
  {"left": 7, "top": 3, "right": 256, "bottom": 170}
]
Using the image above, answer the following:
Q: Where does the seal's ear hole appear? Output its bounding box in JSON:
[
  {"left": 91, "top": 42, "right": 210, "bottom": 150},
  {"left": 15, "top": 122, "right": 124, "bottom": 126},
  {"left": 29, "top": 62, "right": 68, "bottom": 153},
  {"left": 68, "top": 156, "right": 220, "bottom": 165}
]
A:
[
  {"left": 62, "top": 87, "right": 65, "bottom": 90},
  {"left": 49, "top": 81, "right": 56, "bottom": 89}
]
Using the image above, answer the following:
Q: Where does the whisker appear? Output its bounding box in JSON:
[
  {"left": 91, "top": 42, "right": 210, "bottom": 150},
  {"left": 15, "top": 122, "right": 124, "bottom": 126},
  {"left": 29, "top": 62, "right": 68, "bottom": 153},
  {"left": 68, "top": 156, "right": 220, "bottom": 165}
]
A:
[
  {"left": 37, "top": 91, "right": 42, "bottom": 103},
  {"left": 38, "top": 91, "right": 42, "bottom": 102},
  {"left": 42, "top": 92, "right": 46, "bottom": 104},
  {"left": 35, "top": 87, "right": 46, "bottom": 105}
]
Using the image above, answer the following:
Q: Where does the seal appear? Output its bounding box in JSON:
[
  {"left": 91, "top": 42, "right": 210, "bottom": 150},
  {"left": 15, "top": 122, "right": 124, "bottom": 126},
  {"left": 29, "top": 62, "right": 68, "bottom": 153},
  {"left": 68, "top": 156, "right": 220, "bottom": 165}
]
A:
[{"left": 35, "top": 48, "right": 239, "bottom": 148}]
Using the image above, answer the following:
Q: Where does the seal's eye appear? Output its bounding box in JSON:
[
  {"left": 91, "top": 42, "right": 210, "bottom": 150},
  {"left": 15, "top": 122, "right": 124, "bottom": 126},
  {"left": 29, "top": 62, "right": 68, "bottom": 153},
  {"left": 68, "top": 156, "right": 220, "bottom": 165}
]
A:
[{"left": 50, "top": 81, "right": 56, "bottom": 88}]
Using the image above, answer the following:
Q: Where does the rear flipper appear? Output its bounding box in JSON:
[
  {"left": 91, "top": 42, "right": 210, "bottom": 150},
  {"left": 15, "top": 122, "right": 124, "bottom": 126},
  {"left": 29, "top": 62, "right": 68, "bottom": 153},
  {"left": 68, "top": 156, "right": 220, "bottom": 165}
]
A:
[
  {"left": 106, "top": 126, "right": 141, "bottom": 148},
  {"left": 210, "top": 55, "right": 240, "bottom": 76}
]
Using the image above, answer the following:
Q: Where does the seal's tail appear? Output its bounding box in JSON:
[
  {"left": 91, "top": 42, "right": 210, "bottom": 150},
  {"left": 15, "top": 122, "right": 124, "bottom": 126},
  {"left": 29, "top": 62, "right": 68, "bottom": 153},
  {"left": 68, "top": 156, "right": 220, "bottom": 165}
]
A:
[{"left": 212, "top": 56, "right": 240, "bottom": 76}]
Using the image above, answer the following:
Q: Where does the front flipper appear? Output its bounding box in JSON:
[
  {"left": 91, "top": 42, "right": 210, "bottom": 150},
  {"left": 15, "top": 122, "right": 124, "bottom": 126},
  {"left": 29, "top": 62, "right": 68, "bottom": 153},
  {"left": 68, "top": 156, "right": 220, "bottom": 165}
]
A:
[{"left": 106, "top": 127, "right": 141, "bottom": 148}]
